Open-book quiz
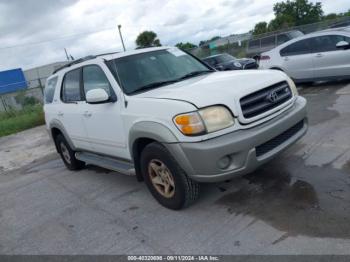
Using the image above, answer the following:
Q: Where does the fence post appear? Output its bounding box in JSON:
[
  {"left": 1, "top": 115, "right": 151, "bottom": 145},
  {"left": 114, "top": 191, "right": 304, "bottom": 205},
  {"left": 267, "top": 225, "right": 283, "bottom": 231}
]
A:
[
  {"left": 38, "top": 78, "right": 44, "bottom": 95},
  {"left": 0, "top": 96, "right": 8, "bottom": 113}
]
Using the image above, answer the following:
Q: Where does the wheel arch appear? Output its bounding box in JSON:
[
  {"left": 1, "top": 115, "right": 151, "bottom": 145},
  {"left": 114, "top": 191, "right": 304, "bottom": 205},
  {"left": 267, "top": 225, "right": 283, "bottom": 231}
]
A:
[
  {"left": 49, "top": 120, "right": 76, "bottom": 152},
  {"left": 129, "top": 121, "right": 179, "bottom": 182}
]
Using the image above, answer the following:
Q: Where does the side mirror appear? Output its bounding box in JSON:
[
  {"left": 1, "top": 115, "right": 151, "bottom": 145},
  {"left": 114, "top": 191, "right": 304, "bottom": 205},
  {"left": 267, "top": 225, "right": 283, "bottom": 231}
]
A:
[
  {"left": 86, "top": 88, "right": 110, "bottom": 104},
  {"left": 336, "top": 40, "right": 350, "bottom": 50},
  {"left": 215, "top": 65, "right": 224, "bottom": 71}
]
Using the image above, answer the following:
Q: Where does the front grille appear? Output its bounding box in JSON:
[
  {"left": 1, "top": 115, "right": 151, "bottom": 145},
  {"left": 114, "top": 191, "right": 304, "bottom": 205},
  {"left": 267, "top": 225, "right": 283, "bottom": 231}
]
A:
[
  {"left": 240, "top": 81, "right": 292, "bottom": 119},
  {"left": 255, "top": 120, "right": 304, "bottom": 157}
]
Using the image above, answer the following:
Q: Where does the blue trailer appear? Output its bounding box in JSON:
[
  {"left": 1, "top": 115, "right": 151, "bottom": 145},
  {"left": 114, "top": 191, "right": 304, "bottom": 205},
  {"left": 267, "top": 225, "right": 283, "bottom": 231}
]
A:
[{"left": 0, "top": 68, "right": 27, "bottom": 95}]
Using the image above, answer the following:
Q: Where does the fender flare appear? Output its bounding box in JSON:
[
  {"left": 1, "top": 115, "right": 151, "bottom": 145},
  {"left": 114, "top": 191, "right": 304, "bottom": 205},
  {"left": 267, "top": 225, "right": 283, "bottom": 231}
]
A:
[
  {"left": 128, "top": 121, "right": 179, "bottom": 154},
  {"left": 128, "top": 121, "right": 179, "bottom": 181},
  {"left": 49, "top": 120, "right": 76, "bottom": 151}
]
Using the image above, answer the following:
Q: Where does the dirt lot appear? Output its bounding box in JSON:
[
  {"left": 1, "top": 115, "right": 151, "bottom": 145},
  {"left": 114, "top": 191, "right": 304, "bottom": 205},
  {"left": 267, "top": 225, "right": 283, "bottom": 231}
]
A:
[{"left": 1, "top": 81, "right": 350, "bottom": 254}]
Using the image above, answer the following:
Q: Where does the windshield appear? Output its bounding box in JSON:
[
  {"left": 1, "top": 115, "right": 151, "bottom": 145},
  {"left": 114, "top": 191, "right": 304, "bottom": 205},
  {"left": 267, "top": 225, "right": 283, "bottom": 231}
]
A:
[
  {"left": 215, "top": 54, "right": 236, "bottom": 63},
  {"left": 107, "top": 49, "right": 211, "bottom": 95}
]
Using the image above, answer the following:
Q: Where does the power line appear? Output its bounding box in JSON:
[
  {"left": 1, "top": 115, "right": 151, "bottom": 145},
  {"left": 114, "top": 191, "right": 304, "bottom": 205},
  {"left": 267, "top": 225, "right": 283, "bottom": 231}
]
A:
[{"left": 0, "top": 27, "right": 116, "bottom": 51}]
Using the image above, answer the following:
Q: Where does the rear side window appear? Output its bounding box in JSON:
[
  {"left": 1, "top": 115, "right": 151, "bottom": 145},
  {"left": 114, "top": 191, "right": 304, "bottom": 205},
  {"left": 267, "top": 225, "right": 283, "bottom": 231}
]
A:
[
  {"left": 280, "top": 38, "right": 312, "bottom": 57},
  {"left": 61, "top": 69, "right": 82, "bottom": 102},
  {"left": 44, "top": 76, "right": 58, "bottom": 104},
  {"left": 83, "top": 65, "right": 112, "bottom": 96}
]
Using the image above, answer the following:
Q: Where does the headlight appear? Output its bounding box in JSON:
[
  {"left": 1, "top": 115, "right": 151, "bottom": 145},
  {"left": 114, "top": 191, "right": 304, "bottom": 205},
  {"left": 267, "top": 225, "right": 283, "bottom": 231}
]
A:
[
  {"left": 174, "top": 106, "right": 234, "bottom": 136},
  {"left": 173, "top": 112, "right": 206, "bottom": 136},
  {"left": 286, "top": 76, "right": 298, "bottom": 96},
  {"left": 234, "top": 62, "right": 242, "bottom": 68}
]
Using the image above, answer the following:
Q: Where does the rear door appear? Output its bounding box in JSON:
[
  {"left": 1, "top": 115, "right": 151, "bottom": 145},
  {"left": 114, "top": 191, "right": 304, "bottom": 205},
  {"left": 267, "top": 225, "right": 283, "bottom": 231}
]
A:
[
  {"left": 311, "top": 34, "right": 350, "bottom": 78},
  {"left": 80, "top": 64, "right": 128, "bottom": 159},
  {"left": 279, "top": 38, "right": 314, "bottom": 80},
  {"left": 59, "top": 68, "right": 90, "bottom": 150}
]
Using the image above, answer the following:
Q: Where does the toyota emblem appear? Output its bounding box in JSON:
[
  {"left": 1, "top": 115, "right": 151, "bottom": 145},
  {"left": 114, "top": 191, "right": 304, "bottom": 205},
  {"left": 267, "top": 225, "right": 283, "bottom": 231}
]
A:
[{"left": 267, "top": 91, "right": 279, "bottom": 103}]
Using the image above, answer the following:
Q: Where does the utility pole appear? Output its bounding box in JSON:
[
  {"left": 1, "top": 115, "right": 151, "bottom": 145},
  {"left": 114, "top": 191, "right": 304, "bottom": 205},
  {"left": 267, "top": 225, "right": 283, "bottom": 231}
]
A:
[{"left": 118, "top": 25, "right": 126, "bottom": 51}]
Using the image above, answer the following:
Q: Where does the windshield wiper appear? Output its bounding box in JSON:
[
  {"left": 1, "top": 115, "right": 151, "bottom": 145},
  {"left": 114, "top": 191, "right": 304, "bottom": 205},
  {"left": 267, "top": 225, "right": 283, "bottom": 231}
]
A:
[
  {"left": 134, "top": 79, "right": 180, "bottom": 93},
  {"left": 178, "top": 70, "right": 213, "bottom": 80},
  {"left": 131, "top": 70, "right": 214, "bottom": 94}
]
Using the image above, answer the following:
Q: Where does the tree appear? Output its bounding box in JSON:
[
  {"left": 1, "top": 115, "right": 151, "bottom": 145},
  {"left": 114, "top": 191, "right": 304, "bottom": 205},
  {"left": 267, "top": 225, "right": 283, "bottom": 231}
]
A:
[
  {"left": 272, "top": 0, "right": 323, "bottom": 27},
  {"left": 135, "top": 31, "right": 161, "bottom": 48},
  {"left": 175, "top": 42, "right": 198, "bottom": 50},
  {"left": 268, "top": 14, "right": 295, "bottom": 31},
  {"left": 252, "top": 22, "right": 268, "bottom": 35}
]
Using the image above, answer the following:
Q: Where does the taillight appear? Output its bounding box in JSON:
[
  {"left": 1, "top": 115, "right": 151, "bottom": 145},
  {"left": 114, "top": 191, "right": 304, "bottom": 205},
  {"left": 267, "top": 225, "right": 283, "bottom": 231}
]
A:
[{"left": 260, "top": 55, "right": 270, "bottom": 60}]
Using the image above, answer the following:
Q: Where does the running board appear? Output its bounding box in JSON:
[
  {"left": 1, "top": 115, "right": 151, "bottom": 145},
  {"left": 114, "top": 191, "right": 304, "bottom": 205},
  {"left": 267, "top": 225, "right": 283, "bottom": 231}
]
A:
[{"left": 75, "top": 152, "right": 135, "bottom": 176}]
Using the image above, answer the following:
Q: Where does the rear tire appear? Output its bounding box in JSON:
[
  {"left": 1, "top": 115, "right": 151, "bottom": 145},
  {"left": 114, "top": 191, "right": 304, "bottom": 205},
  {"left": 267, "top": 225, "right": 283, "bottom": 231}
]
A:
[
  {"left": 140, "top": 142, "right": 199, "bottom": 210},
  {"left": 55, "top": 134, "right": 85, "bottom": 170}
]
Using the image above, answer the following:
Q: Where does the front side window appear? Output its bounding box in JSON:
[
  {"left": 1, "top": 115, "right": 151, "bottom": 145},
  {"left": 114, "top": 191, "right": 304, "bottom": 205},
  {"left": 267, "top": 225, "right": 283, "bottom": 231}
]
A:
[
  {"left": 280, "top": 38, "right": 312, "bottom": 57},
  {"left": 107, "top": 49, "right": 212, "bottom": 95},
  {"left": 83, "top": 65, "right": 111, "bottom": 96},
  {"left": 44, "top": 76, "right": 58, "bottom": 104},
  {"left": 312, "top": 35, "right": 349, "bottom": 53},
  {"left": 62, "top": 69, "right": 82, "bottom": 102}
]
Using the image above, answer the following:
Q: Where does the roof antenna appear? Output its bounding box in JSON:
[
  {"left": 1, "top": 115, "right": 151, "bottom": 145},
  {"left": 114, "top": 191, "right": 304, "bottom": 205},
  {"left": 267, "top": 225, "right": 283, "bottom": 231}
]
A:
[{"left": 64, "top": 48, "right": 70, "bottom": 61}]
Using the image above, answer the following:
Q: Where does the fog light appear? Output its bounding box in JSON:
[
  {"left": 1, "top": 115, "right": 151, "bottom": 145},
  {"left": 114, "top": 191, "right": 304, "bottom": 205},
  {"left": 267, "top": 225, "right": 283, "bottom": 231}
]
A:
[{"left": 217, "top": 156, "right": 231, "bottom": 170}]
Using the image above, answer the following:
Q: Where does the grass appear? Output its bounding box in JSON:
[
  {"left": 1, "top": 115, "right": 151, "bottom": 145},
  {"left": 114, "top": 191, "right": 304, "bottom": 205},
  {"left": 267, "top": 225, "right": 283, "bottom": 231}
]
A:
[{"left": 0, "top": 104, "right": 45, "bottom": 137}]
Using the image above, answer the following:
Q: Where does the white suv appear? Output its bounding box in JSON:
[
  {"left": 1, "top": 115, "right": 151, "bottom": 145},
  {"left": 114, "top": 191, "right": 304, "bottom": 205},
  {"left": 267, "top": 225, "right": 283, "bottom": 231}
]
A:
[{"left": 44, "top": 46, "right": 307, "bottom": 209}]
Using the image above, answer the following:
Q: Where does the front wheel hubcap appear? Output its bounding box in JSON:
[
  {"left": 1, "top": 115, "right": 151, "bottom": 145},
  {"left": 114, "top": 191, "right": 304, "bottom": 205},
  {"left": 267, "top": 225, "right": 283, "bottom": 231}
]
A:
[
  {"left": 148, "top": 159, "right": 175, "bottom": 198},
  {"left": 60, "top": 142, "right": 71, "bottom": 164}
]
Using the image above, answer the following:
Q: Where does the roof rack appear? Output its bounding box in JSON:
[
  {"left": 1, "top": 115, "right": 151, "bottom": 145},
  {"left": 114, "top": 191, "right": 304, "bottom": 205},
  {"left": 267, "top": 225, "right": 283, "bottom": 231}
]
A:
[
  {"left": 52, "top": 51, "right": 119, "bottom": 74},
  {"left": 52, "top": 55, "right": 96, "bottom": 74}
]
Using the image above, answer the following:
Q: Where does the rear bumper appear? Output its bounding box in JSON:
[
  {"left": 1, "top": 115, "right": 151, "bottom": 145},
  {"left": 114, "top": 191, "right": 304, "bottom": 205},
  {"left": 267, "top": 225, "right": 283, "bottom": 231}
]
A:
[{"left": 166, "top": 96, "right": 307, "bottom": 182}]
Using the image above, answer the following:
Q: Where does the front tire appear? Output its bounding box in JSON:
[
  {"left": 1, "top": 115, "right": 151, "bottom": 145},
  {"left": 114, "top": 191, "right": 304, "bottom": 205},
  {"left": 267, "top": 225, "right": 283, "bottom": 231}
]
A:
[
  {"left": 140, "top": 142, "right": 199, "bottom": 210},
  {"left": 55, "top": 134, "right": 85, "bottom": 170}
]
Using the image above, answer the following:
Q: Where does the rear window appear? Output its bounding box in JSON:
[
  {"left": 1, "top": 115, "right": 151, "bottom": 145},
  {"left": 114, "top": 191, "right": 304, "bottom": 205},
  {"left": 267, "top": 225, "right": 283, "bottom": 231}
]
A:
[
  {"left": 44, "top": 76, "right": 58, "bottom": 104},
  {"left": 61, "top": 69, "right": 82, "bottom": 102}
]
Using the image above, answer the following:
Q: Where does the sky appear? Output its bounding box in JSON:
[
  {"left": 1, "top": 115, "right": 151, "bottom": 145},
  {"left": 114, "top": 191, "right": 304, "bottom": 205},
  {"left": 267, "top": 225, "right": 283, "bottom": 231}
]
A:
[{"left": 0, "top": 0, "right": 348, "bottom": 71}]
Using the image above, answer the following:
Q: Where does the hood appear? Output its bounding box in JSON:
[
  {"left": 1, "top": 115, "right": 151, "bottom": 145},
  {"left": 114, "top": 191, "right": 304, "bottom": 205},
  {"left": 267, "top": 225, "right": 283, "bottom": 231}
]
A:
[{"left": 133, "top": 70, "right": 288, "bottom": 114}]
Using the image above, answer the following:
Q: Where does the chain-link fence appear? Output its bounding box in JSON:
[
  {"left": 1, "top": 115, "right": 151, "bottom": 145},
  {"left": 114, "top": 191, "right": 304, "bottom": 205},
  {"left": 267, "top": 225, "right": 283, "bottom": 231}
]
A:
[
  {"left": 0, "top": 81, "right": 45, "bottom": 137},
  {"left": 0, "top": 81, "right": 44, "bottom": 113},
  {"left": 188, "top": 16, "right": 350, "bottom": 59}
]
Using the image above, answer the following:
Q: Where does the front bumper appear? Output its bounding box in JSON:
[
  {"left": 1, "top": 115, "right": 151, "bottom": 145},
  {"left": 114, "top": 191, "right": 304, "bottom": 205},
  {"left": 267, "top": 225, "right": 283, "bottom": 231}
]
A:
[{"left": 166, "top": 96, "right": 307, "bottom": 182}]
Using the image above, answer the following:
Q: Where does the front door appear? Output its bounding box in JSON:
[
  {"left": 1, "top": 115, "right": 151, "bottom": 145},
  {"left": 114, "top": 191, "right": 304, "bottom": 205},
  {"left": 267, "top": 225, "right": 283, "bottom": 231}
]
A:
[
  {"left": 311, "top": 34, "right": 350, "bottom": 78},
  {"left": 80, "top": 64, "right": 128, "bottom": 159}
]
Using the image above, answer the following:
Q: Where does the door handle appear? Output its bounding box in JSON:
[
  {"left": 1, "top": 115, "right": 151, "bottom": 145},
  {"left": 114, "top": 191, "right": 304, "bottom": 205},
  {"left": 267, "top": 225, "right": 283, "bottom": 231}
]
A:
[
  {"left": 57, "top": 112, "right": 64, "bottom": 117},
  {"left": 284, "top": 57, "right": 289, "bottom": 61},
  {"left": 315, "top": 53, "right": 323, "bottom": 58},
  {"left": 83, "top": 111, "right": 92, "bottom": 117}
]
